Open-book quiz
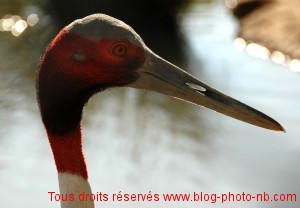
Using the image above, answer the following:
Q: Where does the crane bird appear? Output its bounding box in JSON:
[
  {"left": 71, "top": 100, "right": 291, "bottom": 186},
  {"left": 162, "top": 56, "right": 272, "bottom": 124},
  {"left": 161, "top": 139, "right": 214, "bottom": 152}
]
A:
[{"left": 37, "top": 14, "right": 284, "bottom": 208}]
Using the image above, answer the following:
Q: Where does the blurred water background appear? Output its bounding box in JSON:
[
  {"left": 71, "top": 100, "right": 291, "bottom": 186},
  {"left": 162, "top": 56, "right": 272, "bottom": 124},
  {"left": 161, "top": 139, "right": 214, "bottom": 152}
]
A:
[{"left": 0, "top": 0, "right": 299, "bottom": 207}]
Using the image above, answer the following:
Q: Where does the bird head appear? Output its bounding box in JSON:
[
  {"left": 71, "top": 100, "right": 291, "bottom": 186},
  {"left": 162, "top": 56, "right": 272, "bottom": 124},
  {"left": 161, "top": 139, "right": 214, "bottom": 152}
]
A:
[{"left": 37, "top": 14, "right": 284, "bottom": 135}]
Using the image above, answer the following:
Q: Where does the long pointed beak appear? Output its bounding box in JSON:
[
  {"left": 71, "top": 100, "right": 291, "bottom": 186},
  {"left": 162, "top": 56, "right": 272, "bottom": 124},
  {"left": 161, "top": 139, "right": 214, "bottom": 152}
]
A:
[{"left": 128, "top": 49, "right": 285, "bottom": 132}]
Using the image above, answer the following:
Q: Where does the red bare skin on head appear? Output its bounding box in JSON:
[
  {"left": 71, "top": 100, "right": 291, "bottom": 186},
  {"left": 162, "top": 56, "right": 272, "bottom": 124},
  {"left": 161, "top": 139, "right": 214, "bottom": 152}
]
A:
[
  {"left": 38, "top": 29, "right": 145, "bottom": 179},
  {"left": 40, "top": 28, "right": 145, "bottom": 87}
]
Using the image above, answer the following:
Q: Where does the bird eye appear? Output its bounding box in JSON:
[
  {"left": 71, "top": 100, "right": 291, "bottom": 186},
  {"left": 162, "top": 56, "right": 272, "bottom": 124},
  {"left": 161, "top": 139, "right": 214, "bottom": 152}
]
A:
[{"left": 111, "top": 42, "right": 128, "bottom": 57}]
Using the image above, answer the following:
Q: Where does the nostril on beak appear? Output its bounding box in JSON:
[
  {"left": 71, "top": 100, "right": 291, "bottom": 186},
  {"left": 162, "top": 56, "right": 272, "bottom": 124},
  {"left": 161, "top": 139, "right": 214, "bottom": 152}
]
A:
[{"left": 186, "top": 82, "right": 207, "bottom": 93}]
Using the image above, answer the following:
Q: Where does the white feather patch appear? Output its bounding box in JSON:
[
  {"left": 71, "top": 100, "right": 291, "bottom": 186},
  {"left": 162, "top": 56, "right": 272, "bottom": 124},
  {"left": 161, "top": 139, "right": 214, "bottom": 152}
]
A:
[{"left": 58, "top": 173, "right": 95, "bottom": 208}]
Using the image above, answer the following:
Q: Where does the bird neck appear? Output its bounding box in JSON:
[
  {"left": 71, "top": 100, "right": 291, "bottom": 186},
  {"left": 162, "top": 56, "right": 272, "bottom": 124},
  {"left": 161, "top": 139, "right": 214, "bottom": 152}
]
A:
[
  {"left": 47, "top": 124, "right": 88, "bottom": 179},
  {"left": 47, "top": 125, "right": 94, "bottom": 208},
  {"left": 58, "top": 172, "right": 94, "bottom": 208}
]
